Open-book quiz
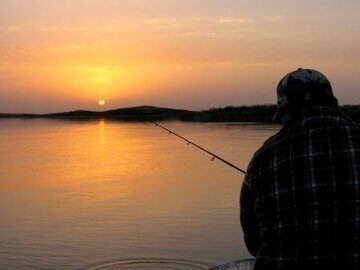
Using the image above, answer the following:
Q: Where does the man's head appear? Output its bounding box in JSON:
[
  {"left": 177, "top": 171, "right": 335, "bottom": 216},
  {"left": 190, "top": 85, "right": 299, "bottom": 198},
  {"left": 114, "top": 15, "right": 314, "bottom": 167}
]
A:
[{"left": 274, "top": 68, "right": 338, "bottom": 123}]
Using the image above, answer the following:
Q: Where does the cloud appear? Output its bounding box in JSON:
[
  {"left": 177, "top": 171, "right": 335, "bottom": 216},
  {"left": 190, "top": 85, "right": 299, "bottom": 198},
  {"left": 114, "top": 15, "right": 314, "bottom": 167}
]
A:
[{"left": 217, "top": 18, "right": 248, "bottom": 25}]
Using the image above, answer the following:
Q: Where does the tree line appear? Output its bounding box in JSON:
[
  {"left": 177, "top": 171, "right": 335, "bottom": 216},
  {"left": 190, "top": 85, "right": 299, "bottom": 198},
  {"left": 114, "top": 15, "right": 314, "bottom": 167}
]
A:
[{"left": 181, "top": 105, "right": 360, "bottom": 123}]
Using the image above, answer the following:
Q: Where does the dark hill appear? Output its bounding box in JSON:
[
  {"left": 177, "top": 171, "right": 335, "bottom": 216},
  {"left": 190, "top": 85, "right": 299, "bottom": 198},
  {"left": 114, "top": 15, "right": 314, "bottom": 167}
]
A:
[
  {"left": 101, "top": 105, "right": 189, "bottom": 116},
  {"left": 35, "top": 105, "right": 193, "bottom": 120},
  {"left": 45, "top": 110, "right": 98, "bottom": 117}
]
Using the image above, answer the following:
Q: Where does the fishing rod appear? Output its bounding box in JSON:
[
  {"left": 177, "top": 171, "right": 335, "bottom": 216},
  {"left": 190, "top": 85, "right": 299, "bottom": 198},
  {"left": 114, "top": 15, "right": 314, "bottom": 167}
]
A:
[{"left": 151, "top": 122, "right": 246, "bottom": 174}]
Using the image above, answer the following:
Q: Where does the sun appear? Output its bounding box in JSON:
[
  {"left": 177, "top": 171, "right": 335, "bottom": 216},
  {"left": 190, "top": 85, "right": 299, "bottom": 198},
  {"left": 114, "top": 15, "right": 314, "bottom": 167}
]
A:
[{"left": 98, "top": 99, "right": 106, "bottom": 106}]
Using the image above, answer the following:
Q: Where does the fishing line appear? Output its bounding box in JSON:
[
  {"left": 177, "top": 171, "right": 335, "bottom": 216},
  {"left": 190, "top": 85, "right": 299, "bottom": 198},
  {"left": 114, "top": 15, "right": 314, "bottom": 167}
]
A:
[{"left": 152, "top": 122, "right": 246, "bottom": 174}]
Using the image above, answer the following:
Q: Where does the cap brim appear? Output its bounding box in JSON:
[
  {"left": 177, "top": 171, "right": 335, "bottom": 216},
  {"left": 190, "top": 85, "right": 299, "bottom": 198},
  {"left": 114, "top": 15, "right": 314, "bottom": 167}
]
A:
[{"left": 272, "top": 110, "right": 280, "bottom": 122}]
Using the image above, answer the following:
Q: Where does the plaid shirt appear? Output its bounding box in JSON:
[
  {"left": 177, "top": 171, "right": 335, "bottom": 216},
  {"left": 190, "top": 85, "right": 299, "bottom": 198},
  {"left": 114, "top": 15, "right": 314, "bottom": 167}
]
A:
[{"left": 240, "top": 106, "right": 360, "bottom": 270}]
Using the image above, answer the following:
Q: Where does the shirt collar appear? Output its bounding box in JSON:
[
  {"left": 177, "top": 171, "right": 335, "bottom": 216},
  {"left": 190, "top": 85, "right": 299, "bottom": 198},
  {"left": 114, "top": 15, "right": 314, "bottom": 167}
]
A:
[{"left": 281, "top": 106, "right": 355, "bottom": 131}]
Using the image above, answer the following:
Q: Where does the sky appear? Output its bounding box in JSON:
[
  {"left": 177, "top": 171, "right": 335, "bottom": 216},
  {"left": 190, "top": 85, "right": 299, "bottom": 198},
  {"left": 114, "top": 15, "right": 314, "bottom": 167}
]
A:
[{"left": 0, "top": 0, "right": 360, "bottom": 113}]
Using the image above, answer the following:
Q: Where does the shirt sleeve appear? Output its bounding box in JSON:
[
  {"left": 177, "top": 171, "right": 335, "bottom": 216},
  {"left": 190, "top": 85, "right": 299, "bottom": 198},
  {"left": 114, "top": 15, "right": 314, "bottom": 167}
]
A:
[{"left": 240, "top": 156, "right": 261, "bottom": 257}]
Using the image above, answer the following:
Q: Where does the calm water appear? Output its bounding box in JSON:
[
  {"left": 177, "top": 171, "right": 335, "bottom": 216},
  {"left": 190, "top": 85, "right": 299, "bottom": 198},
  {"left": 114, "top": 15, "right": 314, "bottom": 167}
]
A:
[{"left": 0, "top": 119, "right": 278, "bottom": 270}]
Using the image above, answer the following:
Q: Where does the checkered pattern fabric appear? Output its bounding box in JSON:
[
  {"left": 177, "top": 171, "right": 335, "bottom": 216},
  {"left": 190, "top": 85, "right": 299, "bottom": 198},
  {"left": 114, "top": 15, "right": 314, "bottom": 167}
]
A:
[{"left": 240, "top": 106, "right": 360, "bottom": 270}]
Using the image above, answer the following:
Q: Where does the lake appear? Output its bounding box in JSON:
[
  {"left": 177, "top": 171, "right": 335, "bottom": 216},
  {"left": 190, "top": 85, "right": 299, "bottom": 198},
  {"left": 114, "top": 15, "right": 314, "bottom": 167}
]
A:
[{"left": 0, "top": 119, "right": 278, "bottom": 270}]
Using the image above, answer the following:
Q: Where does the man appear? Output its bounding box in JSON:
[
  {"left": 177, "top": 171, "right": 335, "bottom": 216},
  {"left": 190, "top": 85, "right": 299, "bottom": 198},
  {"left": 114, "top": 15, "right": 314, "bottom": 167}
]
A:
[{"left": 240, "top": 68, "right": 360, "bottom": 269}]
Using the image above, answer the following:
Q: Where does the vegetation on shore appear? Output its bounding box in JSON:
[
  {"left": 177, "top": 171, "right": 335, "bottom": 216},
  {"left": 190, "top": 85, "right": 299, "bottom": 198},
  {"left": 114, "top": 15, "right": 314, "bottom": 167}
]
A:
[
  {"left": 183, "top": 105, "right": 360, "bottom": 123},
  {"left": 1, "top": 105, "right": 360, "bottom": 123},
  {"left": 181, "top": 105, "right": 277, "bottom": 123}
]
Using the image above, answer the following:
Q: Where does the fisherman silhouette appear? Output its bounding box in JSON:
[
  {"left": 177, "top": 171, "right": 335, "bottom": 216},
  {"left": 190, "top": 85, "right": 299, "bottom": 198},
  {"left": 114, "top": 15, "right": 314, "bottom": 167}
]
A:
[{"left": 240, "top": 68, "right": 360, "bottom": 270}]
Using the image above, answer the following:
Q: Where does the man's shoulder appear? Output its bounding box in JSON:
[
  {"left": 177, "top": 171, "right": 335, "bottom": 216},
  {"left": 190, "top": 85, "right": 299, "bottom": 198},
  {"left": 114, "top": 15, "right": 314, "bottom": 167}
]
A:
[
  {"left": 246, "top": 132, "right": 280, "bottom": 174},
  {"left": 248, "top": 117, "right": 360, "bottom": 173},
  {"left": 251, "top": 130, "right": 285, "bottom": 160}
]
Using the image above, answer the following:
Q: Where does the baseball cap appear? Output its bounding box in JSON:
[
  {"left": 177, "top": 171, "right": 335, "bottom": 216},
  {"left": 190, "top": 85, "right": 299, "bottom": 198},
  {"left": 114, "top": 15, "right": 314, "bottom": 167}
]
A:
[{"left": 273, "top": 68, "right": 337, "bottom": 122}]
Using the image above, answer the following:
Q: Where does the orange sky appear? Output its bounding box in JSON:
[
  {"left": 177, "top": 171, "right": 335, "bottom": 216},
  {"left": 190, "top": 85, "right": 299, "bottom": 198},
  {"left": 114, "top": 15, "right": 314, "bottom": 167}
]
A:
[{"left": 1, "top": 0, "right": 360, "bottom": 113}]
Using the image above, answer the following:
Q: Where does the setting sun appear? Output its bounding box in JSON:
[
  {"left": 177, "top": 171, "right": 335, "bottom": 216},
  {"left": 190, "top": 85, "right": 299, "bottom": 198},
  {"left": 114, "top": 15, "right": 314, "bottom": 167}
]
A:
[{"left": 98, "top": 100, "right": 106, "bottom": 106}]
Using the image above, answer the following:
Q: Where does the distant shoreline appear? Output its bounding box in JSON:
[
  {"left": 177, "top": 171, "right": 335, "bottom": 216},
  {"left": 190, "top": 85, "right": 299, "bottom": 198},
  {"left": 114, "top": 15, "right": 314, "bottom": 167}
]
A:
[{"left": 1, "top": 105, "right": 360, "bottom": 123}]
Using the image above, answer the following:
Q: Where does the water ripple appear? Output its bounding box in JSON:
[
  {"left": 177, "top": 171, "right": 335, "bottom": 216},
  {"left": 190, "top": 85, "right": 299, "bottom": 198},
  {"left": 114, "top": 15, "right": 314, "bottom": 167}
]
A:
[{"left": 82, "top": 258, "right": 211, "bottom": 270}]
